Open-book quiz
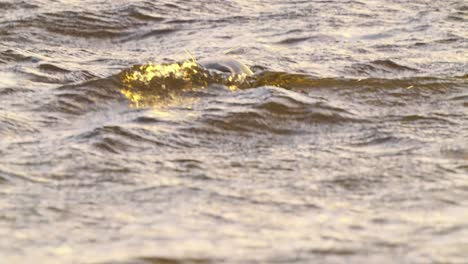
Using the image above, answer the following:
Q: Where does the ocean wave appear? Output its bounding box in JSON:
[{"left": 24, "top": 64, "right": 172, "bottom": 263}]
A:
[
  {"left": 34, "top": 11, "right": 142, "bottom": 38},
  {"left": 196, "top": 87, "right": 356, "bottom": 135},
  {"left": 344, "top": 60, "right": 420, "bottom": 77},
  {"left": 0, "top": 1, "right": 38, "bottom": 11},
  {"left": 0, "top": 111, "right": 40, "bottom": 136},
  {"left": 76, "top": 124, "right": 194, "bottom": 154}
]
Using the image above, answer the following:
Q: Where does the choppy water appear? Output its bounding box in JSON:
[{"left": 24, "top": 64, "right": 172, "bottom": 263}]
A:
[{"left": 1, "top": 0, "right": 467, "bottom": 263}]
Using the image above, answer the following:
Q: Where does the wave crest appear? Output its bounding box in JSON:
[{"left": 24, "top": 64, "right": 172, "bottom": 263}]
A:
[{"left": 119, "top": 59, "right": 249, "bottom": 107}]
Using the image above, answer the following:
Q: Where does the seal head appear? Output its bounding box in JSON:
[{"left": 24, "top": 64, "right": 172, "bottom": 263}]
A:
[{"left": 198, "top": 57, "right": 253, "bottom": 76}]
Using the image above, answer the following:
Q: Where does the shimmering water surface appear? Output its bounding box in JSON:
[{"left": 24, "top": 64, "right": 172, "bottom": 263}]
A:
[{"left": 1, "top": 0, "right": 467, "bottom": 263}]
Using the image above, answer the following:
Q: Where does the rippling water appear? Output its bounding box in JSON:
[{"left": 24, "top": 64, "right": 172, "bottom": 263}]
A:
[{"left": 1, "top": 0, "right": 467, "bottom": 263}]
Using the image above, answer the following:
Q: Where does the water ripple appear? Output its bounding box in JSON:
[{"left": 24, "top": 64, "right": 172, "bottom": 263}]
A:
[{"left": 1, "top": 0, "right": 468, "bottom": 263}]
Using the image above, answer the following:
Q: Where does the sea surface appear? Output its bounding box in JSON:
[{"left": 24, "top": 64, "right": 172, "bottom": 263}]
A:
[{"left": 0, "top": 0, "right": 467, "bottom": 263}]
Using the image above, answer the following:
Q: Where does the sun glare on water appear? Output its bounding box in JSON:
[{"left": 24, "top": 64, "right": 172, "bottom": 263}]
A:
[{"left": 120, "top": 58, "right": 252, "bottom": 108}]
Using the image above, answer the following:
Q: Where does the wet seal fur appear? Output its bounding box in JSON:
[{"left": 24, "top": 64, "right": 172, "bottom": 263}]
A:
[{"left": 199, "top": 57, "right": 253, "bottom": 76}]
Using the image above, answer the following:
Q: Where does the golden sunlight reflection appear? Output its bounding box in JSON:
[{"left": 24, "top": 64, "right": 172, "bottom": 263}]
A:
[
  {"left": 119, "top": 58, "right": 250, "bottom": 108},
  {"left": 119, "top": 58, "right": 329, "bottom": 110}
]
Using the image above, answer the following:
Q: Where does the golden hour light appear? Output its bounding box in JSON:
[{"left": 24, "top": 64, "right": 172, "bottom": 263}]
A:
[{"left": 1, "top": 0, "right": 467, "bottom": 263}]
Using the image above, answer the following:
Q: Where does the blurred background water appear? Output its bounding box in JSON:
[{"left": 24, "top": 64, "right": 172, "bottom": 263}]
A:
[{"left": 0, "top": 0, "right": 467, "bottom": 263}]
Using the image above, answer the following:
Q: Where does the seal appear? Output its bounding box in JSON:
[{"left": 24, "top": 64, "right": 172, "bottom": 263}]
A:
[
  {"left": 120, "top": 57, "right": 254, "bottom": 107},
  {"left": 198, "top": 57, "right": 253, "bottom": 76}
]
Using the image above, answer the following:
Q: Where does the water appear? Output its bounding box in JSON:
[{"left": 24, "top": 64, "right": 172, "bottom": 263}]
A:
[{"left": 0, "top": 0, "right": 467, "bottom": 263}]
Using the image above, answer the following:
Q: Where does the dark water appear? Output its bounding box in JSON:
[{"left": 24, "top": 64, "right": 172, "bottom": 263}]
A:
[{"left": 1, "top": 0, "right": 467, "bottom": 263}]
